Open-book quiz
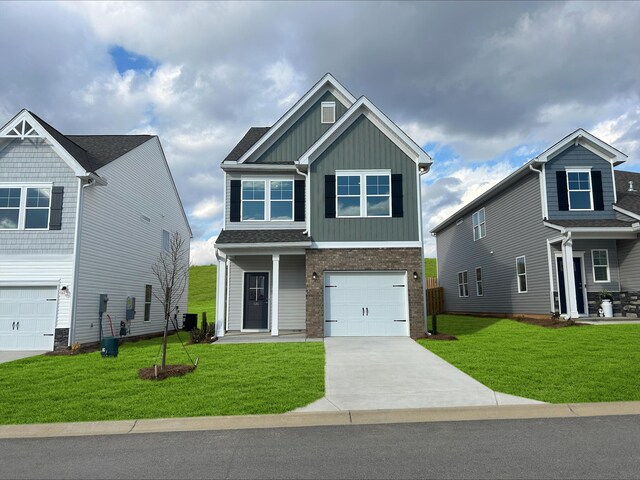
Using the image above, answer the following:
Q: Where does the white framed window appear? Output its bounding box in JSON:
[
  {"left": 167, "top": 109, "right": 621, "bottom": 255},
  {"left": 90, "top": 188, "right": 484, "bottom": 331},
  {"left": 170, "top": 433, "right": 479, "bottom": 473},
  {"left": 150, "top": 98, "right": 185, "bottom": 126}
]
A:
[
  {"left": 516, "top": 256, "right": 527, "bottom": 293},
  {"left": 458, "top": 271, "right": 469, "bottom": 297},
  {"left": 475, "top": 267, "right": 483, "bottom": 296},
  {"left": 241, "top": 180, "right": 266, "bottom": 221},
  {"left": 0, "top": 184, "right": 51, "bottom": 230},
  {"left": 592, "top": 249, "right": 610, "bottom": 283},
  {"left": 336, "top": 170, "right": 391, "bottom": 218},
  {"left": 162, "top": 230, "right": 170, "bottom": 252},
  {"left": 472, "top": 208, "right": 485, "bottom": 241},
  {"left": 269, "top": 180, "right": 293, "bottom": 221},
  {"left": 566, "top": 169, "right": 593, "bottom": 211},
  {"left": 321, "top": 101, "right": 336, "bottom": 124}
]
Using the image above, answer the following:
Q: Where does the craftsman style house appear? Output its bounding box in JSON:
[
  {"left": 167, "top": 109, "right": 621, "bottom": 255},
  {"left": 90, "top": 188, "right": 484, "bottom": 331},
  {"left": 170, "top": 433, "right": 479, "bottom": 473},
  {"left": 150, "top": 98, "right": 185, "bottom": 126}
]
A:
[
  {"left": 214, "top": 74, "right": 432, "bottom": 338},
  {"left": 432, "top": 129, "right": 640, "bottom": 319},
  {"left": 0, "top": 110, "right": 191, "bottom": 351}
]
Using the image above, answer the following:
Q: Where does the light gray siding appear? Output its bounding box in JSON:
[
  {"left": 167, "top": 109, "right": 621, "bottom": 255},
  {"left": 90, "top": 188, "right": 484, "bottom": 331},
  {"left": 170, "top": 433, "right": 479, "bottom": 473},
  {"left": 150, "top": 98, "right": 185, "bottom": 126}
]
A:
[
  {"left": 436, "top": 172, "right": 554, "bottom": 314},
  {"left": 74, "top": 138, "right": 191, "bottom": 344},
  {"left": 0, "top": 138, "right": 77, "bottom": 254},
  {"left": 224, "top": 171, "right": 306, "bottom": 230},
  {"left": 618, "top": 239, "right": 640, "bottom": 291},
  {"left": 226, "top": 255, "right": 305, "bottom": 331},
  {"left": 545, "top": 145, "right": 616, "bottom": 220},
  {"left": 310, "top": 115, "right": 419, "bottom": 242},
  {"left": 253, "top": 91, "right": 348, "bottom": 164}
]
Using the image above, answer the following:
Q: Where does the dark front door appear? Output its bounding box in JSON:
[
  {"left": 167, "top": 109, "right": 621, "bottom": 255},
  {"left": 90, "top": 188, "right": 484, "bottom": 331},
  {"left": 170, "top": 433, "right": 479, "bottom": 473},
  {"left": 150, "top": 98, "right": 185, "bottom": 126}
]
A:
[
  {"left": 557, "top": 257, "right": 585, "bottom": 315},
  {"left": 243, "top": 272, "right": 269, "bottom": 330}
]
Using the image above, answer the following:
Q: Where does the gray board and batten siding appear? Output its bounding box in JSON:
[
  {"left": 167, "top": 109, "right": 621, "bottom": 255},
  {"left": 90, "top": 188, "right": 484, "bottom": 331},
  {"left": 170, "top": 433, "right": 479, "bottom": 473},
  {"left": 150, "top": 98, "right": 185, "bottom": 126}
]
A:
[
  {"left": 251, "top": 91, "right": 348, "bottom": 165},
  {"left": 436, "top": 172, "right": 555, "bottom": 315},
  {"left": 226, "top": 255, "right": 306, "bottom": 331},
  {"left": 545, "top": 144, "right": 616, "bottom": 221},
  {"left": 0, "top": 139, "right": 77, "bottom": 254},
  {"left": 310, "top": 114, "right": 419, "bottom": 242}
]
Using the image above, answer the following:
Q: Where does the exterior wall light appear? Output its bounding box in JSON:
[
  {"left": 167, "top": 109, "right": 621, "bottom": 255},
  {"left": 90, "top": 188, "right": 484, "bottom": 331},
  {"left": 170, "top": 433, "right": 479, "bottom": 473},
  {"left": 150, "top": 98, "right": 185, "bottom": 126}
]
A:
[
  {"left": 312, "top": 272, "right": 318, "bottom": 280},
  {"left": 60, "top": 286, "right": 70, "bottom": 297},
  {"left": 413, "top": 272, "right": 419, "bottom": 280}
]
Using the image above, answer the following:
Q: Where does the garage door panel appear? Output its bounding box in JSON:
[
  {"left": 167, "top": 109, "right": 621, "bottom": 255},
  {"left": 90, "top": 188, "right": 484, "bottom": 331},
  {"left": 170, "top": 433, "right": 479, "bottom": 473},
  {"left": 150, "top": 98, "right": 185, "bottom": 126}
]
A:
[{"left": 0, "top": 287, "right": 57, "bottom": 351}]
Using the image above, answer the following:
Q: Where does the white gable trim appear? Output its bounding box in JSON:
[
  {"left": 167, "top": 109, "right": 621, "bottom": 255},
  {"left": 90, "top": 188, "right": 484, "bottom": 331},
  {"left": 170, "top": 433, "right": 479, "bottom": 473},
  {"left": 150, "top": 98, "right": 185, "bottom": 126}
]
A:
[
  {"left": 297, "top": 96, "right": 432, "bottom": 167},
  {"left": 535, "top": 128, "right": 627, "bottom": 166},
  {"left": 236, "top": 74, "right": 356, "bottom": 164},
  {"left": 0, "top": 110, "right": 88, "bottom": 176}
]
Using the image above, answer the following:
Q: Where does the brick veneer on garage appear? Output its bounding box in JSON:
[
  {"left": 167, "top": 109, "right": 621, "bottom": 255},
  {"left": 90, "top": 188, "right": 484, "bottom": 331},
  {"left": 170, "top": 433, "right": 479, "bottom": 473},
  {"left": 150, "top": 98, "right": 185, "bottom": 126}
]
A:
[{"left": 305, "top": 248, "right": 426, "bottom": 338}]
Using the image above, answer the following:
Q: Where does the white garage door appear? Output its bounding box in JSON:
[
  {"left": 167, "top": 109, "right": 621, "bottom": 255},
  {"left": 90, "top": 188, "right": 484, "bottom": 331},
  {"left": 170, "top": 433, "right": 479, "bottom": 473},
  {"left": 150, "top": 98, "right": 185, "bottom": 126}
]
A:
[
  {"left": 324, "top": 272, "right": 409, "bottom": 336},
  {"left": 0, "top": 287, "right": 58, "bottom": 351}
]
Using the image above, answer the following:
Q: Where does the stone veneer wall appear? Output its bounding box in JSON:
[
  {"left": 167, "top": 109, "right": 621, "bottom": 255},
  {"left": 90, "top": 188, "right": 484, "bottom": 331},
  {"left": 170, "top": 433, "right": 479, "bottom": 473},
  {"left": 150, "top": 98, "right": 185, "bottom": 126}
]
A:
[
  {"left": 587, "top": 291, "right": 640, "bottom": 318},
  {"left": 54, "top": 328, "right": 69, "bottom": 350},
  {"left": 305, "top": 248, "right": 426, "bottom": 338}
]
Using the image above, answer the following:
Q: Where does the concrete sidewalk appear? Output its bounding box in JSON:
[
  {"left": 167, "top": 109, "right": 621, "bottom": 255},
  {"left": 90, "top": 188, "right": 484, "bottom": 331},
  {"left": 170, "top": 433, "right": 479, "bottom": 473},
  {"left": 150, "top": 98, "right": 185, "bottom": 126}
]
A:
[
  {"left": 296, "top": 337, "right": 541, "bottom": 412},
  {"left": 0, "top": 351, "right": 46, "bottom": 364}
]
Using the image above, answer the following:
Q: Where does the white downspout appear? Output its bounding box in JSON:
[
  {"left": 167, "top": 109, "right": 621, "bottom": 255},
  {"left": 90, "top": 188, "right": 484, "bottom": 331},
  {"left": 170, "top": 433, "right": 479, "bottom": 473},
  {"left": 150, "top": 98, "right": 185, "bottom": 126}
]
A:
[{"left": 418, "top": 164, "right": 431, "bottom": 335}]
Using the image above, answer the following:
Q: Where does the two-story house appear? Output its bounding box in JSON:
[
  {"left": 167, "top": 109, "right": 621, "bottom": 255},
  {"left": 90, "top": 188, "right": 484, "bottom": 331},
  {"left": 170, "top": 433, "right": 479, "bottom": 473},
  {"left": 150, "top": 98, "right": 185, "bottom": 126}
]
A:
[
  {"left": 432, "top": 129, "right": 640, "bottom": 319},
  {"left": 214, "top": 74, "right": 432, "bottom": 339},
  {"left": 0, "top": 109, "right": 191, "bottom": 351}
]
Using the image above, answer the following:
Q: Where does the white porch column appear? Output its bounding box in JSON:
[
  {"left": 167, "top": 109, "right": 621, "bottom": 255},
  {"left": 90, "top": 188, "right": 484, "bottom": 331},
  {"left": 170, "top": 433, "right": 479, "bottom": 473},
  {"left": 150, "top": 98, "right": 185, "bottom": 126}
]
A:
[
  {"left": 562, "top": 236, "right": 580, "bottom": 319},
  {"left": 215, "top": 253, "right": 227, "bottom": 337},
  {"left": 271, "top": 254, "right": 280, "bottom": 336}
]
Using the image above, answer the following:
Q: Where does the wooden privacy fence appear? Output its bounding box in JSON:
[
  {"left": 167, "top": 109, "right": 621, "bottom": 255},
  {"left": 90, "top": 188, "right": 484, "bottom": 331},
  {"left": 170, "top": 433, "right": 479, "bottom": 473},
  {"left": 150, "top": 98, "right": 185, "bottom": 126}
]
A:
[
  {"left": 425, "top": 277, "right": 438, "bottom": 289},
  {"left": 426, "top": 287, "right": 444, "bottom": 315}
]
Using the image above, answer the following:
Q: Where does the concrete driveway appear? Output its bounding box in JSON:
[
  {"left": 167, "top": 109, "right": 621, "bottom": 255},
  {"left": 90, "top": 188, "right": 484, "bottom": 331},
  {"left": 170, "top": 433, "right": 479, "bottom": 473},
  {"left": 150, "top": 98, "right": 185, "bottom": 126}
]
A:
[
  {"left": 296, "top": 337, "right": 541, "bottom": 412},
  {"left": 0, "top": 351, "right": 46, "bottom": 364}
]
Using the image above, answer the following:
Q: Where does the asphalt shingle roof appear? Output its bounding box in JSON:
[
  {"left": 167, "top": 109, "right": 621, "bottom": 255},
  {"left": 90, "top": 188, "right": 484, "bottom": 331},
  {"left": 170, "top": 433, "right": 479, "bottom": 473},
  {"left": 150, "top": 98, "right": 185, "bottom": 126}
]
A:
[
  {"left": 222, "top": 127, "right": 271, "bottom": 163},
  {"left": 215, "top": 229, "right": 310, "bottom": 245},
  {"left": 549, "top": 219, "right": 636, "bottom": 228},
  {"left": 615, "top": 170, "right": 640, "bottom": 216},
  {"left": 28, "top": 111, "right": 152, "bottom": 173}
]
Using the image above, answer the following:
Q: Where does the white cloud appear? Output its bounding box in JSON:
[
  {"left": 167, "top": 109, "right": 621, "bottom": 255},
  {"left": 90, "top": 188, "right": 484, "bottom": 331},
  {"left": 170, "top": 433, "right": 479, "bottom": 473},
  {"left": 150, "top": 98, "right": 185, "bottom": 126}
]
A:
[
  {"left": 191, "top": 197, "right": 223, "bottom": 220},
  {"left": 190, "top": 236, "right": 218, "bottom": 266}
]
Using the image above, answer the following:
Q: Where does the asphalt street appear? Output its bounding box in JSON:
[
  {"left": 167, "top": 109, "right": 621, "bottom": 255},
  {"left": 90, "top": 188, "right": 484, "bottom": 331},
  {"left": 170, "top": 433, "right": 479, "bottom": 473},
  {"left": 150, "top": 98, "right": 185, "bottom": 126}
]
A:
[{"left": 1, "top": 415, "right": 639, "bottom": 479}]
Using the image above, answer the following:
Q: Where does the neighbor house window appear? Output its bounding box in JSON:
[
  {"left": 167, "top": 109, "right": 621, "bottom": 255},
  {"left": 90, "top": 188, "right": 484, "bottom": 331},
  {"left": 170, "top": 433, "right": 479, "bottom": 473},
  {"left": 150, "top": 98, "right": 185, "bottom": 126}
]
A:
[
  {"left": 321, "top": 101, "right": 336, "bottom": 124},
  {"left": 144, "top": 285, "right": 152, "bottom": 322},
  {"left": 241, "top": 180, "right": 266, "bottom": 221},
  {"left": 162, "top": 229, "right": 170, "bottom": 252},
  {"left": 567, "top": 170, "right": 593, "bottom": 210},
  {"left": 336, "top": 171, "right": 391, "bottom": 218},
  {"left": 458, "top": 271, "right": 469, "bottom": 297},
  {"left": 476, "top": 267, "right": 483, "bottom": 296},
  {"left": 472, "top": 208, "right": 485, "bottom": 241},
  {"left": 270, "top": 180, "right": 293, "bottom": 220},
  {"left": 592, "top": 249, "right": 610, "bottom": 283},
  {"left": 516, "top": 256, "right": 527, "bottom": 293},
  {"left": 0, "top": 185, "right": 51, "bottom": 230}
]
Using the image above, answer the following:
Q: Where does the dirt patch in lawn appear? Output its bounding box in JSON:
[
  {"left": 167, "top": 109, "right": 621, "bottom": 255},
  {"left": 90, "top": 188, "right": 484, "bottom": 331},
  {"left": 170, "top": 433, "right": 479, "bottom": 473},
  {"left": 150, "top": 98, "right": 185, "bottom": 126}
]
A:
[
  {"left": 419, "top": 333, "right": 458, "bottom": 341},
  {"left": 514, "top": 316, "right": 588, "bottom": 329},
  {"left": 138, "top": 364, "right": 196, "bottom": 380}
]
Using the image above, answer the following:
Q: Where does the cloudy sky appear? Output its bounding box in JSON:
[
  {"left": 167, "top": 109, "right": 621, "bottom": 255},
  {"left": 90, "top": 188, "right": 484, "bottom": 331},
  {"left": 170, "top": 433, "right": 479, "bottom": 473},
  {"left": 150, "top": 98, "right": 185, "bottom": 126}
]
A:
[{"left": 2, "top": 1, "right": 639, "bottom": 263}]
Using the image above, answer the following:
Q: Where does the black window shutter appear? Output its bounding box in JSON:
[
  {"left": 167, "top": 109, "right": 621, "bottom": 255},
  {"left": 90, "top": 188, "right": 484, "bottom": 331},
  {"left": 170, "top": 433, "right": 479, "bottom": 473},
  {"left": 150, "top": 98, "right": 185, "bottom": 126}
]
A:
[
  {"left": 230, "top": 180, "right": 241, "bottom": 222},
  {"left": 556, "top": 171, "right": 569, "bottom": 211},
  {"left": 49, "top": 186, "right": 64, "bottom": 230},
  {"left": 391, "top": 174, "right": 403, "bottom": 217},
  {"left": 294, "top": 180, "right": 305, "bottom": 222},
  {"left": 325, "top": 175, "right": 336, "bottom": 218},
  {"left": 592, "top": 171, "right": 604, "bottom": 211}
]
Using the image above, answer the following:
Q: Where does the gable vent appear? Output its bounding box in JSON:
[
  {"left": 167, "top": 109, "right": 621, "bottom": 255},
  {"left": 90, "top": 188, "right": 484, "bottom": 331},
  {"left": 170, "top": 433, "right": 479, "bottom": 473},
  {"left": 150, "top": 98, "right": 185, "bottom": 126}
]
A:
[{"left": 321, "top": 102, "right": 336, "bottom": 124}]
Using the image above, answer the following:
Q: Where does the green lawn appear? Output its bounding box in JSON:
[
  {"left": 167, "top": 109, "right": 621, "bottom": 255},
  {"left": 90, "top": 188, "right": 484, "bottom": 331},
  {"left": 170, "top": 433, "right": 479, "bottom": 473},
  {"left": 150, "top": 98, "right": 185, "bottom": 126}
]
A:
[
  {"left": 419, "top": 315, "right": 640, "bottom": 403},
  {"left": 424, "top": 258, "right": 437, "bottom": 278},
  {"left": 0, "top": 335, "right": 324, "bottom": 425},
  {"left": 188, "top": 264, "right": 216, "bottom": 326}
]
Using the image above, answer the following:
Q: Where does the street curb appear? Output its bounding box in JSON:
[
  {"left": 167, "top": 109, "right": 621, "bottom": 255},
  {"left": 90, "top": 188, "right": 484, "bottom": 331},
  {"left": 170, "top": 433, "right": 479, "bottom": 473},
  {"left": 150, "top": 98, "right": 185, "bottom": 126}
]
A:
[{"left": 2, "top": 401, "right": 640, "bottom": 439}]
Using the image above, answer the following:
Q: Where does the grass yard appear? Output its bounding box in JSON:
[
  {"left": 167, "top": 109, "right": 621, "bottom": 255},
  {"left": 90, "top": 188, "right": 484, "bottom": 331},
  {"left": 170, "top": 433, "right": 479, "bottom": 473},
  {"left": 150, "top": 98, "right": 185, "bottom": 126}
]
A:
[
  {"left": 0, "top": 335, "right": 324, "bottom": 425},
  {"left": 188, "top": 264, "right": 216, "bottom": 326},
  {"left": 419, "top": 315, "right": 640, "bottom": 404},
  {"left": 424, "top": 258, "right": 436, "bottom": 278}
]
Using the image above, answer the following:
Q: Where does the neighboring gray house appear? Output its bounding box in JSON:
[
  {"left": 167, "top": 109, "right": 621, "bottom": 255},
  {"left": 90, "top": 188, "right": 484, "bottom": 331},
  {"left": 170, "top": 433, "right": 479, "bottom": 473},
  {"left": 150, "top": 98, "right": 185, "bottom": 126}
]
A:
[
  {"left": 0, "top": 110, "right": 192, "bottom": 351},
  {"left": 432, "top": 129, "right": 640, "bottom": 319},
  {"left": 214, "top": 74, "right": 432, "bottom": 338}
]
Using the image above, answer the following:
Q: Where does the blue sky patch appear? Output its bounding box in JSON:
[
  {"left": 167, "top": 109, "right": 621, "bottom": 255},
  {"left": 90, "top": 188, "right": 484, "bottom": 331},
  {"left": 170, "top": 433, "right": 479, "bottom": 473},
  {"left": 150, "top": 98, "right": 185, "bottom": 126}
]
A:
[{"left": 109, "top": 45, "right": 159, "bottom": 75}]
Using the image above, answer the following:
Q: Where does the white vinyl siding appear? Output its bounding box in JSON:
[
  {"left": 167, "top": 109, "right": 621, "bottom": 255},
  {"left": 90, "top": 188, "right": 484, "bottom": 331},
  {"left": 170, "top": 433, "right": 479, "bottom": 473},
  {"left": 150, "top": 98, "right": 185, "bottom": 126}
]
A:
[
  {"left": 516, "top": 256, "right": 527, "bottom": 293},
  {"left": 591, "top": 249, "right": 610, "bottom": 283},
  {"left": 458, "top": 271, "right": 469, "bottom": 297},
  {"left": 472, "top": 208, "right": 485, "bottom": 241}
]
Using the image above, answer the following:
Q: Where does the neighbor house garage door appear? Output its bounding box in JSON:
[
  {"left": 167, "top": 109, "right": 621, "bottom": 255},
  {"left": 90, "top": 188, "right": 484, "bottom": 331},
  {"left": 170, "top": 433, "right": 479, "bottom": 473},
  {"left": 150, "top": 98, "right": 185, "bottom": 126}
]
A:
[
  {"left": 324, "top": 272, "right": 408, "bottom": 336},
  {"left": 0, "top": 287, "right": 58, "bottom": 351}
]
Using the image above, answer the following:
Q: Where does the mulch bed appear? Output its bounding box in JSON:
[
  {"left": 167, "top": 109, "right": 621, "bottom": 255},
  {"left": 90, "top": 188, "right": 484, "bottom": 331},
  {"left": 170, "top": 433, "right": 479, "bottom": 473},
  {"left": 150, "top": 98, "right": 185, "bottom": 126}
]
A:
[
  {"left": 418, "top": 333, "right": 458, "bottom": 341},
  {"left": 138, "top": 364, "right": 196, "bottom": 381},
  {"left": 514, "top": 317, "right": 587, "bottom": 328}
]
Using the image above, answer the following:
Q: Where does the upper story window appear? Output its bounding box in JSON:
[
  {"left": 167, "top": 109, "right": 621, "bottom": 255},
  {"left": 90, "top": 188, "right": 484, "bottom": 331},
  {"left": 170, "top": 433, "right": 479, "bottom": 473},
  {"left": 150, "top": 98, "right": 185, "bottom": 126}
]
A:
[
  {"left": 516, "top": 256, "right": 527, "bottom": 293},
  {"left": 240, "top": 179, "right": 294, "bottom": 222},
  {"left": 567, "top": 169, "right": 593, "bottom": 211},
  {"left": 592, "top": 249, "right": 610, "bottom": 283},
  {"left": 336, "top": 171, "right": 390, "bottom": 218},
  {"left": 472, "top": 208, "right": 485, "bottom": 241},
  {"left": 321, "top": 101, "right": 336, "bottom": 124},
  {"left": 0, "top": 185, "right": 51, "bottom": 230},
  {"left": 162, "top": 229, "right": 170, "bottom": 252}
]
